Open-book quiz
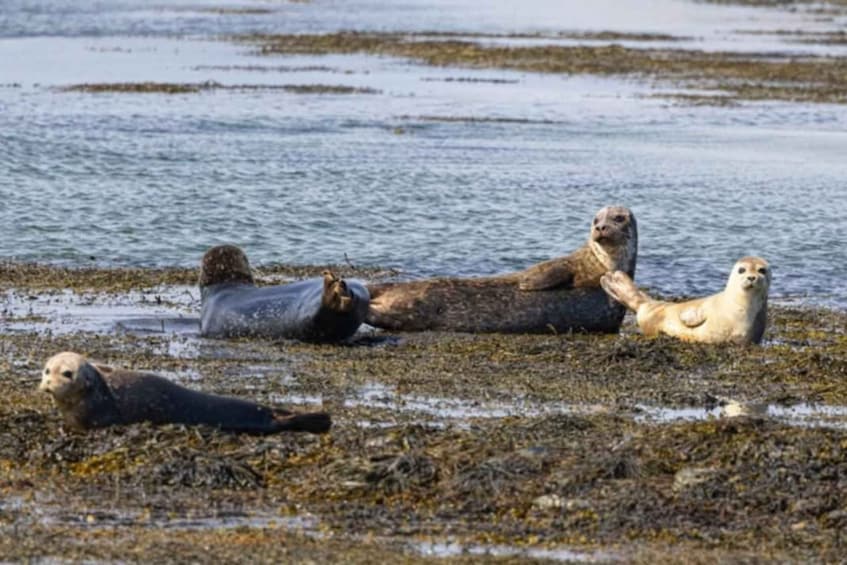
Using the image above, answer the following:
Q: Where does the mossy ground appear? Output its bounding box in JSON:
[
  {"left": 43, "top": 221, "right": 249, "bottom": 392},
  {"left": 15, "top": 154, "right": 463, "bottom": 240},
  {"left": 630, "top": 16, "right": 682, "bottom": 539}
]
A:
[{"left": 1, "top": 264, "right": 846, "bottom": 562}]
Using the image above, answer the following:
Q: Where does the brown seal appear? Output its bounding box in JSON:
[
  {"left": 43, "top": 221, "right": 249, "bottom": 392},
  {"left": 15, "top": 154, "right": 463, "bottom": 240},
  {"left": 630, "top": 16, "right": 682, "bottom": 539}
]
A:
[
  {"left": 39, "top": 352, "right": 331, "bottom": 434},
  {"left": 600, "top": 256, "right": 771, "bottom": 344},
  {"left": 199, "top": 245, "right": 369, "bottom": 342},
  {"left": 366, "top": 206, "right": 637, "bottom": 333}
]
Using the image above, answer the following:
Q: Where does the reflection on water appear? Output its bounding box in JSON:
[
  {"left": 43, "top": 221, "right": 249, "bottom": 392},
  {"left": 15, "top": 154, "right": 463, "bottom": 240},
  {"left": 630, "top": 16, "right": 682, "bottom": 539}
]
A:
[
  {"left": 637, "top": 401, "right": 847, "bottom": 431},
  {"left": 414, "top": 540, "right": 611, "bottom": 562}
]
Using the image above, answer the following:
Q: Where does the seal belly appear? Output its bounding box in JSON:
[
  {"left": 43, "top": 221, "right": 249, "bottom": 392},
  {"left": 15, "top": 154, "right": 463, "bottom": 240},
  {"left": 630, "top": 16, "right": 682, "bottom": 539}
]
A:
[{"left": 200, "top": 279, "right": 370, "bottom": 342}]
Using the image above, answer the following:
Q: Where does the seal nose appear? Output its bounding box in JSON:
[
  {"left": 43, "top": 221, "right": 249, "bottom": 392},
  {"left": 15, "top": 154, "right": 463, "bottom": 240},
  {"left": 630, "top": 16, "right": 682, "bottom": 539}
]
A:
[
  {"left": 747, "top": 275, "right": 756, "bottom": 282},
  {"left": 595, "top": 224, "right": 609, "bottom": 235}
]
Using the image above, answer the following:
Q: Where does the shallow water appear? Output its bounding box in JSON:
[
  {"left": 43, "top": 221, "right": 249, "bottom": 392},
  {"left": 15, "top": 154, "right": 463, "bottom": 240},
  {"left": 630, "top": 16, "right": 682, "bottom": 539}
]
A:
[
  {"left": 1, "top": 0, "right": 846, "bottom": 310},
  {"left": 414, "top": 540, "right": 609, "bottom": 562}
]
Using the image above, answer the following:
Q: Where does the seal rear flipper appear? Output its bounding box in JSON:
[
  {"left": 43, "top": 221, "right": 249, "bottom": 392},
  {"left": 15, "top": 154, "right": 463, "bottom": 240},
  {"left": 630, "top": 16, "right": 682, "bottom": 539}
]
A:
[
  {"left": 271, "top": 411, "right": 332, "bottom": 434},
  {"left": 600, "top": 271, "right": 650, "bottom": 311},
  {"left": 322, "top": 271, "right": 354, "bottom": 312}
]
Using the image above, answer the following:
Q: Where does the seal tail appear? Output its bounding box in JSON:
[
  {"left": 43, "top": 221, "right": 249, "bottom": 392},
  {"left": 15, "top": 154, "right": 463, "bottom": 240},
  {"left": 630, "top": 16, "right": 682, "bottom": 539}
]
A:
[
  {"left": 600, "top": 271, "right": 651, "bottom": 311},
  {"left": 272, "top": 411, "right": 332, "bottom": 434}
]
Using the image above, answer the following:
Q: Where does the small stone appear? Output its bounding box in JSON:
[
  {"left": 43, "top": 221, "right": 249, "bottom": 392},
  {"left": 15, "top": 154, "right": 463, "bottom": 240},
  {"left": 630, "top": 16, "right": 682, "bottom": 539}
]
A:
[
  {"left": 673, "top": 467, "right": 719, "bottom": 493},
  {"left": 532, "top": 494, "right": 564, "bottom": 510}
]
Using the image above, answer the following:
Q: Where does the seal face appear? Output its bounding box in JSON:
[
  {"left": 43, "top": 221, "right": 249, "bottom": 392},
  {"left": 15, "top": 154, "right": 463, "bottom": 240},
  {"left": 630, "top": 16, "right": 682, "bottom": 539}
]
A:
[
  {"left": 366, "top": 206, "right": 638, "bottom": 333},
  {"left": 39, "top": 352, "right": 331, "bottom": 434},
  {"left": 199, "top": 245, "right": 370, "bottom": 342},
  {"left": 600, "top": 256, "right": 771, "bottom": 344}
]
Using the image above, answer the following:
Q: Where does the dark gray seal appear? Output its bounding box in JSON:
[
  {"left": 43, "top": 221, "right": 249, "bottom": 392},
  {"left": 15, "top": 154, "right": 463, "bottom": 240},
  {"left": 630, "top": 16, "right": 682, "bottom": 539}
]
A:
[
  {"left": 366, "top": 206, "right": 637, "bottom": 333},
  {"left": 199, "top": 245, "right": 369, "bottom": 342},
  {"left": 39, "top": 352, "right": 331, "bottom": 434}
]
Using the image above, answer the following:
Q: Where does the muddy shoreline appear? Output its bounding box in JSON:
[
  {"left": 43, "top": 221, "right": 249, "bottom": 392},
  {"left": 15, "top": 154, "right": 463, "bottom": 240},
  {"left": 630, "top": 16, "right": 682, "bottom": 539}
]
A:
[{"left": 2, "top": 264, "right": 846, "bottom": 561}]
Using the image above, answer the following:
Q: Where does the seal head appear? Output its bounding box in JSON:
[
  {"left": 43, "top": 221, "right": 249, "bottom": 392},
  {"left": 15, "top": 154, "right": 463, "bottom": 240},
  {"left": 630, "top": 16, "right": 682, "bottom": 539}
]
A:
[
  {"left": 39, "top": 351, "right": 90, "bottom": 406},
  {"left": 589, "top": 205, "right": 637, "bottom": 275},
  {"left": 727, "top": 256, "right": 770, "bottom": 296},
  {"left": 40, "top": 352, "right": 121, "bottom": 430},
  {"left": 199, "top": 244, "right": 254, "bottom": 288}
]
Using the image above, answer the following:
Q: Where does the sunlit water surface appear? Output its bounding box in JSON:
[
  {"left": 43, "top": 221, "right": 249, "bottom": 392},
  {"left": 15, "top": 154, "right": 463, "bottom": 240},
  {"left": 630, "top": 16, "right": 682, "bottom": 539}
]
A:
[{"left": 1, "top": 0, "right": 846, "bottom": 307}]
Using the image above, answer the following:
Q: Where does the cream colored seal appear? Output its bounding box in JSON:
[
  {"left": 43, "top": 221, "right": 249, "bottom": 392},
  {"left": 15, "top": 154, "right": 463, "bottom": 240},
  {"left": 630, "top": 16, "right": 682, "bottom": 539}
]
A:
[{"left": 600, "top": 256, "right": 771, "bottom": 344}]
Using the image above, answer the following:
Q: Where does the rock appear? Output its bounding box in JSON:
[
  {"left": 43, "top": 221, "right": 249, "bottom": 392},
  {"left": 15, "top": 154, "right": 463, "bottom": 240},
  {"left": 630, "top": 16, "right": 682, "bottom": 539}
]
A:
[
  {"left": 533, "top": 494, "right": 564, "bottom": 510},
  {"left": 672, "top": 467, "right": 720, "bottom": 494}
]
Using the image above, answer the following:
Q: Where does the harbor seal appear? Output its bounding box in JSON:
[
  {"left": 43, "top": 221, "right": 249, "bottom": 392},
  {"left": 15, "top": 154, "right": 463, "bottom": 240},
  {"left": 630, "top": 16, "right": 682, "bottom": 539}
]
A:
[
  {"left": 600, "top": 256, "right": 771, "bottom": 344},
  {"left": 39, "top": 352, "right": 331, "bottom": 434},
  {"left": 366, "top": 206, "right": 637, "bottom": 333},
  {"left": 199, "top": 245, "right": 369, "bottom": 342}
]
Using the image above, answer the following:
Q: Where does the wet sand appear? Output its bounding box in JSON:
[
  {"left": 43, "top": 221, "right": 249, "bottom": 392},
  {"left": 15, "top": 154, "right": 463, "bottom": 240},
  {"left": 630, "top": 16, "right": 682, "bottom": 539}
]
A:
[{"left": 2, "top": 264, "right": 846, "bottom": 562}]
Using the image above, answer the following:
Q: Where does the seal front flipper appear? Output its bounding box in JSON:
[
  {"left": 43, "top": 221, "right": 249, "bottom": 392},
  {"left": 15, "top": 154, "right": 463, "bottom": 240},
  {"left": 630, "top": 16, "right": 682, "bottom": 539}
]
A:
[
  {"left": 679, "top": 306, "right": 707, "bottom": 328},
  {"left": 600, "top": 271, "right": 650, "bottom": 311},
  {"left": 518, "top": 260, "right": 575, "bottom": 291}
]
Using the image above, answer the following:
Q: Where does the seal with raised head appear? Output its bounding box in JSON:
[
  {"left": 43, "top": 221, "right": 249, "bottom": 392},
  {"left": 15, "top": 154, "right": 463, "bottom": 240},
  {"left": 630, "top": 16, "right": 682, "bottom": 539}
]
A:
[
  {"left": 366, "top": 206, "right": 637, "bottom": 333},
  {"left": 39, "top": 352, "right": 331, "bottom": 434},
  {"left": 199, "top": 245, "right": 369, "bottom": 342},
  {"left": 600, "top": 256, "right": 771, "bottom": 344}
]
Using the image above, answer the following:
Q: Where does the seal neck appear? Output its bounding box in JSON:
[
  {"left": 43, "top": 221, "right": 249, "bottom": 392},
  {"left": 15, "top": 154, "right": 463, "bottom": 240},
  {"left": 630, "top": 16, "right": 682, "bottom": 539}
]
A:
[
  {"left": 200, "top": 281, "right": 254, "bottom": 301},
  {"left": 723, "top": 285, "right": 767, "bottom": 312},
  {"left": 590, "top": 239, "right": 636, "bottom": 277}
]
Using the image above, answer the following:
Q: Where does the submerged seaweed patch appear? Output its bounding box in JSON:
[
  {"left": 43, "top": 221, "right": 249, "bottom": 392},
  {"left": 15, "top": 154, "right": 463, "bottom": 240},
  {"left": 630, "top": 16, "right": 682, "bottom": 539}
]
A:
[{"left": 234, "top": 31, "right": 847, "bottom": 104}]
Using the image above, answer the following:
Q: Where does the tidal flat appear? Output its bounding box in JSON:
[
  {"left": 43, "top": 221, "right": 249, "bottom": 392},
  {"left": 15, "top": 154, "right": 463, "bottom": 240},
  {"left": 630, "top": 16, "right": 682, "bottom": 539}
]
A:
[
  {"left": 236, "top": 31, "right": 847, "bottom": 105},
  {"left": 2, "top": 264, "right": 846, "bottom": 562}
]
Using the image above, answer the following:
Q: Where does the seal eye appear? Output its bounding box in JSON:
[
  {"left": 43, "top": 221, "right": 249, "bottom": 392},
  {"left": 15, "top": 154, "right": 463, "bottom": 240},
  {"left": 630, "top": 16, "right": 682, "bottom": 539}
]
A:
[
  {"left": 61, "top": 370, "right": 73, "bottom": 379},
  {"left": 593, "top": 218, "right": 599, "bottom": 225},
  {"left": 758, "top": 267, "right": 767, "bottom": 275},
  {"left": 613, "top": 215, "right": 626, "bottom": 223},
  {"left": 738, "top": 267, "right": 746, "bottom": 275},
  {"left": 44, "top": 368, "right": 49, "bottom": 375}
]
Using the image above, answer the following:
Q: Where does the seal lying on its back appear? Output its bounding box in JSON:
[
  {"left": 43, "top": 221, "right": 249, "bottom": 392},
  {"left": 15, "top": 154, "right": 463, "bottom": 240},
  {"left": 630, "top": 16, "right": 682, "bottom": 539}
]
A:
[
  {"left": 600, "top": 256, "right": 771, "bottom": 344},
  {"left": 366, "top": 206, "right": 637, "bottom": 333},
  {"left": 199, "top": 245, "right": 369, "bottom": 342},
  {"left": 39, "top": 352, "right": 331, "bottom": 434}
]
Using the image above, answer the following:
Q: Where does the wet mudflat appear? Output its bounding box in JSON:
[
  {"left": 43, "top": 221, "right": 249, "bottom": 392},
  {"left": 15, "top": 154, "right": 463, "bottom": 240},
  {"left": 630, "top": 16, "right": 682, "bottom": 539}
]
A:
[{"left": 2, "top": 265, "right": 846, "bottom": 562}]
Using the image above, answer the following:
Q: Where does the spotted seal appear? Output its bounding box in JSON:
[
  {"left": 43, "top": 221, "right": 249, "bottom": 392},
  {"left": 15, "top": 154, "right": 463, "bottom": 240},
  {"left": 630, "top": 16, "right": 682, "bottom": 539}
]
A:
[
  {"left": 39, "top": 352, "right": 331, "bottom": 434},
  {"left": 199, "top": 245, "right": 369, "bottom": 342},
  {"left": 366, "top": 206, "right": 637, "bottom": 333}
]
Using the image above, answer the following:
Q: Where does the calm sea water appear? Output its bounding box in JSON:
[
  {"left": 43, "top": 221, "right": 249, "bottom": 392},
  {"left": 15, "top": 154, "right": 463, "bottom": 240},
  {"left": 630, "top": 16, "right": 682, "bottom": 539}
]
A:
[{"left": 1, "top": 0, "right": 846, "bottom": 307}]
